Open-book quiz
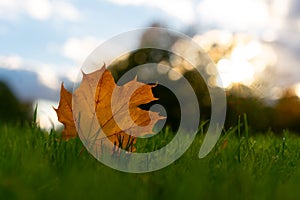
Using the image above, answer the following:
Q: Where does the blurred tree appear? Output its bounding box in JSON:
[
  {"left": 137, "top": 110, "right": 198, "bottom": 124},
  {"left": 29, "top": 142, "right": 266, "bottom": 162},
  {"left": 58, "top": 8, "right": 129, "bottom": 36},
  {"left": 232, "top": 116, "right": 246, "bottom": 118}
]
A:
[
  {"left": 108, "top": 25, "right": 212, "bottom": 131},
  {"left": 273, "top": 89, "right": 300, "bottom": 132},
  {"left": 0, "top": 81, "right": 32, "bottom": 125},
  {"left": 107, "top": 24, "right": 300, "bottom": 133},
  {"left": 225, "top": 84, "right": 274, "bottom": 132}
]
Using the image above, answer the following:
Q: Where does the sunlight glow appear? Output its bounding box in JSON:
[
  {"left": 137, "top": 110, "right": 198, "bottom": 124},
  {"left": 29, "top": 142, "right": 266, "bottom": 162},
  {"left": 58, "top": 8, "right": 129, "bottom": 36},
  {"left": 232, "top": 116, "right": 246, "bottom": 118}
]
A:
[
  {"left": 194, "top": 30, "right": 278, "bottom": 89},
  {"left": 217, "top": 59, "right": 255, "bottom": 88},
  {"left": 294, "top": 83, "right": 300, "bottom": 98}
]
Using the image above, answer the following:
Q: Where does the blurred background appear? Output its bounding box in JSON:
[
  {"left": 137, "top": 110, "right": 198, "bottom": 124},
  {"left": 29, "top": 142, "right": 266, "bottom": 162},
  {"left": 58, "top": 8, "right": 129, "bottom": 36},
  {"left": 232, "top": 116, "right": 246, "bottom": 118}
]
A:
[{"left": 0, "top": 0, "right": 300, "bottom": 133}]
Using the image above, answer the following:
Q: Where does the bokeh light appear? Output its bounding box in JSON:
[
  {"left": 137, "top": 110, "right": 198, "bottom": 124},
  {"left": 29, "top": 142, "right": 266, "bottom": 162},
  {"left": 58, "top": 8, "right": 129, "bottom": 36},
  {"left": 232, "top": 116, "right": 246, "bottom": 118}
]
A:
[{"left": 193, "top": 30, "right": 278, "bottom": 91}]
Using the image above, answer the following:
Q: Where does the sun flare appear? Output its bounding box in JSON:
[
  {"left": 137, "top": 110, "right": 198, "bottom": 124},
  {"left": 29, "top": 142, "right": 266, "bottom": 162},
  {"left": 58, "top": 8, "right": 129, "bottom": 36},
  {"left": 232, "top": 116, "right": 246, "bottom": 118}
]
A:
[{"left": 193, "top": 30, "right": 277, "bottom": 89}]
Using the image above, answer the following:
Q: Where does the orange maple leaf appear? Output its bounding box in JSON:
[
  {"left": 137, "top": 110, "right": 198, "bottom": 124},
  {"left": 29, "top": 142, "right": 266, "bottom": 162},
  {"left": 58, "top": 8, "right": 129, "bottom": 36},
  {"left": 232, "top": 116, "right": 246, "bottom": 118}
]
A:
[
  {"left": 54, "top": 84, "right": 77, "bottom": 140},
  {"left": 55, "top": 66, "right": 164, "bottom": 152}
]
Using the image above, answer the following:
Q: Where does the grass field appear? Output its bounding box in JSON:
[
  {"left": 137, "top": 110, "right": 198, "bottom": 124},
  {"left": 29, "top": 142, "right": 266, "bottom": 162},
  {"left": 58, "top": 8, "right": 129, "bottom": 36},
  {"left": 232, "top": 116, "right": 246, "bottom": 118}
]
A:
[{"left": 1, "top": 121, "right": 300, "bottom": 200}]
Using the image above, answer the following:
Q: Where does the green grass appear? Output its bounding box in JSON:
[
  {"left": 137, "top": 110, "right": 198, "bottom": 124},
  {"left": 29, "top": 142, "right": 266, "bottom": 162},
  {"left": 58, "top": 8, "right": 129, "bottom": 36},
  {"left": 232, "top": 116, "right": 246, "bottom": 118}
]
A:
[{"left": 1, "top": 122, "right": 300, "bottom": 200}]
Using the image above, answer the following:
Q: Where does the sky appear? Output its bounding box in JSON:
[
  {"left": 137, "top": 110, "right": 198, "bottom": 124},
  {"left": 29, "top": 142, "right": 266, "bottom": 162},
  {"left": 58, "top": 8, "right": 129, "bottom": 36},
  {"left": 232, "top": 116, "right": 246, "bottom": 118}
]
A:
[{"left": 0, "top": 0, "right": 299, "bottom": 129}]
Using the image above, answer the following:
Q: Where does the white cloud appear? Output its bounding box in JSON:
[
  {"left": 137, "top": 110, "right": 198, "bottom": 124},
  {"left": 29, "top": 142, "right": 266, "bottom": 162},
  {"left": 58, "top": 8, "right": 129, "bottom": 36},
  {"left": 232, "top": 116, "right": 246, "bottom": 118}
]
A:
[
  {"left": 0, "top": 55, "right": 68, "bottom": 90},
  {"left": 0, "top": 55, "right": 23, "bottom": 70},
  {"left": 197, "top": 0, "right": 270, "bottom": 31},
  {"left": 0, "top": 0, "right": 80, "bottom": 21},
  {"left": 0, "top": 0, "right": 20, "bottom": 19},
  {"left": 36, "top": 64, "right": 61, "bottom": 90},
  {"left": 105, "top": 0, "right": 195, "bottom": 24},
  {"left": 23, "top": 0, "right": 52, "bottom": 20},
  {"left": 62, "top": 36, "right": 103, "bottom": 64},
  {"left": 53, "top": 1, "right": 80, "bottom": 21}
]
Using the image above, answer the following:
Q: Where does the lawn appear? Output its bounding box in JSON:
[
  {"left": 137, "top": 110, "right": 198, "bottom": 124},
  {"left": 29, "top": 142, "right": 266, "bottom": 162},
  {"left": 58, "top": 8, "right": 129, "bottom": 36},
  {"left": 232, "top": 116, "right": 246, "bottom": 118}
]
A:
[{"left": 1, "top": 122, "right": 300, "bottom": 200}]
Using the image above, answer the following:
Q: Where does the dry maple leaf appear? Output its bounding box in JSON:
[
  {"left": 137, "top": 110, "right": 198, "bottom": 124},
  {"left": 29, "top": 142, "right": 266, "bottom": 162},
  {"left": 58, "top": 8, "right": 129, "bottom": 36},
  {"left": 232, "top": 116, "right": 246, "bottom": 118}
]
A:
[
  {"left": 54, "top": 84, "right": 77, "bottom": 140},
  {"left": 55, "top": 66, "right": 164, "bottom": 153},
  {"left": 94, "top": 67, "right": 164, "bottom": 151}
]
